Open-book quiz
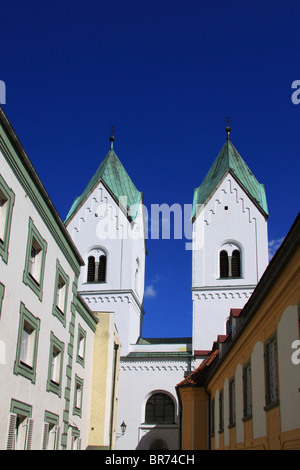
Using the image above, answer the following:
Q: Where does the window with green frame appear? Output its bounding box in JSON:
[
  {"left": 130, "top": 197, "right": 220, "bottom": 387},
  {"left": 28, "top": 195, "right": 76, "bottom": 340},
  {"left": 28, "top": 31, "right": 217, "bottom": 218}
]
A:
[
  {"left": 6, "top": 399, "right": 33, "bottom": 450},
  {"left": 13, "top": 302, "right": 40, "bottom": 383},
  {"left": 52, "top": 259, "right": 69, "bottom": 326},
  {"left": 71, "top": 426, "right": 81, "bottom": 450},
  {"left": 73, "top": 374, "right": 84, "bottom": 417},
  {"left": 46, "top": 332, "right": 64, "bottom": 397},
  {"left": 0, "top": 173, "right": 15, "bottom": 264},
  {"left": 42, "top": 411, "right": 60, "bottom": 450},
  {"left": 23, "top": 218, "right": 47, "bottom": 301},
  {"left": 76, "top": 324, "right": 86, "bottom": 367}
]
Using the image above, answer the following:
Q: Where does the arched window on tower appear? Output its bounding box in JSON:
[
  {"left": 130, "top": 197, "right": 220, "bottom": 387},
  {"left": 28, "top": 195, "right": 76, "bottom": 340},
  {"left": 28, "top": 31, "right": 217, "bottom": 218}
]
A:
[
  {"left": 86, "top": 251, "right": 107, "bottom": 283},
  {"left": 98, "top": 255, "right": 106, "bottom": 282},
  {"left": 231, "top": 249, "right": 241, "bottom": 277},
  {"left": 220, "top": 250, "right": 229, "bottom": 278},
  {"left": 87, "top": 256, "right": 95, "bottom": 282},
  {"left": 219, "top": 244, "right": 242, "bottom": 279},
  {"left": 145, "top": 393, "right": 175, "bottom": 424}
]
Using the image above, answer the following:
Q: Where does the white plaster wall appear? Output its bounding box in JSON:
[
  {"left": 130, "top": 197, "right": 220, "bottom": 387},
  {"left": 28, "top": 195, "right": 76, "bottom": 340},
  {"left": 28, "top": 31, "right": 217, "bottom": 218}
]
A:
[
  {"left": 116, "top": 357, "right": 190, "bottom": 450},
  {"left": 192, "top": 173, "right": 268, "bottom": 351},
  {"left": 0, "top": 149, "right": 94, "bottom": 450},
  {"left": 66, "top": 182, "right": 146, "bottom": 354}
]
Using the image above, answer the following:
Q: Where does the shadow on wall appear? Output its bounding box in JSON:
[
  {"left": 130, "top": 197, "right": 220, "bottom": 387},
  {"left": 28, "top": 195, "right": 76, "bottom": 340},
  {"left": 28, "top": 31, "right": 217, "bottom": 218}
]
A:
[{"left": 135, "top": 425, "right": 179, "bottom": 450}]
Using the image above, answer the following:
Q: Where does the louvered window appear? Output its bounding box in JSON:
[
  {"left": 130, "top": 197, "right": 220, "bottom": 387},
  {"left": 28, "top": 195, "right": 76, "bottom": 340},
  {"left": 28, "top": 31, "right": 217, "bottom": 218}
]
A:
[
  {"left": 220, "top": 250, "right": 229, "bottom": 278},
  {"left": 220, "top": 247, "right": 241, "bottom": 278},
  {"left": 98, "top": 255, "right": 106, "bottom": 282},
  {"left": 87, "top": 256, "right": 95, "bottom": 282},
  {"left": 42, "top": 422, "right": 60, "bottom": 450},
  {"left": 231, "top": 250, "right": 241, "bottom": 277},
  {"left": 6, "top": 413, "right": 33, "bottom": 450}
]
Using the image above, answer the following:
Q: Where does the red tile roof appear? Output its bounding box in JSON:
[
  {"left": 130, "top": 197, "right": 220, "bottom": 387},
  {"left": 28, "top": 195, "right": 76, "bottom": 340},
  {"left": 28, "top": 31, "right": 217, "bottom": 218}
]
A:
[{"left": 177, "top": 349, "right": 219, "bottom": 387}]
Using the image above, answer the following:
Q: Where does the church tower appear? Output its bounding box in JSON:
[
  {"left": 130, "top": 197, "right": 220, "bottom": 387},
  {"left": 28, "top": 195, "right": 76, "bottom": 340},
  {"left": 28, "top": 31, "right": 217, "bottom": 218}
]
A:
[
  {"left": 65, "top": 133, "right": 146, "bottom": 356},
  {"left": 192, "top": 125, "right": 269, "bottom": 354}
]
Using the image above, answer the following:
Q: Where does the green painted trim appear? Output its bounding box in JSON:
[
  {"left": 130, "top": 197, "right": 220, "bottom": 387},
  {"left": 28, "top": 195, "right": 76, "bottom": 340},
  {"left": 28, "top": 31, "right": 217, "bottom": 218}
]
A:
[
  {"left": 10, "top": 398, "right": 32, "bottom": 417},
  {"left": 44, "top": 410, "right": 59, "bottom": 426},
  {"left": 46, "top": 331, "right": 65, "bottom": 398},
  {"left": 0, "top": 115, "right": 83, "bottom": 276},
  {"left": 0, "top": 173, "right": 15, "bottom": 264},
  {"left": 13, "top": 302, "right": 40, "bottom": 383},
  {"left": 73, "top": 374, "right": 84, "bottom": 417},
  {"left": 52, "top": 259, "right": 70, "bottom": 327},
  {"left": 0, "top": 282, "right": 4, "bottom": 317},
  {"left": 75, "top": 295, "right": 98, "bottom": 332},
  {"left": 22, "top": 217, "right": 48, "bottom": 301},
  {"left": 76, "top": 324, "right": 86, "bottom": 368}
]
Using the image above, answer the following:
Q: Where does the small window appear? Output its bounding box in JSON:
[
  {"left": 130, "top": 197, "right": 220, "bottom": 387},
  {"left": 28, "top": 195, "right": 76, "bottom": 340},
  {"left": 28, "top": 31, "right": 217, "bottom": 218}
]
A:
[
  {"left": 73, "top": 375, "right": 84, "bottom": 416},
  {"left": 87, "top": 256, "right": 95, "bottom": 282},
  {"left": 229, "top": 378, "right": 236, "bottom": 428},
  {"left": 14, "top": 302, "right": 40, "bottom": 383},
  {"left": 6, "top": 400, "right": 33, "bottom": 450},
  {"left": 219, "top": 245, "right": 241, "bottom": 279},
  {"left": 71, "top": 429, "right": 81, "bottom": 450},
  {"left": 231, "top": 250, "right": 241, "bottom": 277},
  {"left": 210, "top": 398, "right": 215, "bottom": 437},
  {"left": 76, "top": 324, "right": 86, "bottom": 367},
  {"left": 86, "top": 251, "right": 107, "bottom": 283},
  {"left": 145, "top": 393, "right": 175, "bottom": 424},
  {"left": 264, "top": 335, "right": 279, "bottom": 409},
  {"left": 42, "top": 412, "right": 60, "bottom": 450},
  {"left": 98, "top": 255, "right": 106, "bottom": 282},
  {"left": 0, "top": 174, "right": 15, "bottom": 263},
  {"left": 219, "top": 389, "right": 224, "bottom": 433},
  {"left": 29, "top": 239, "right": 43, "bottom": 284},
  {"left": 52, "top": 260, "right": 69, "bottom": 326},
  {"left": 23, "top": 218, "right": 47, "bottom": 301},
  {"left": 47, "top": 332, "right": 64, "bottom": 397},
  {"left": 243, "top": 361, "right": 252, "bottom": 420},
  {"left": 220, "top": 250, "right": 229, "bottom": 278}
]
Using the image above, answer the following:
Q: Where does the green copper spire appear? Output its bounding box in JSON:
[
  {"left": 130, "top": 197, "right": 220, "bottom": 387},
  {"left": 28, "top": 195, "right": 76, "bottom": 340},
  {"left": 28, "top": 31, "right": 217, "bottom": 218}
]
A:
[
  {"left": 65, "top": 133, "right": 142, "bottom": 223},
  {"left": 192, "top": 128, "right": 268, "bottom": 219}
]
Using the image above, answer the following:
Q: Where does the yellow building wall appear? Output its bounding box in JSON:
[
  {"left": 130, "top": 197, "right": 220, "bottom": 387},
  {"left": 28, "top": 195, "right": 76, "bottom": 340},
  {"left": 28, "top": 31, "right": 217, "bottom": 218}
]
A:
[
  {"left": 178, "top": 387, "right": 209, "bottom": 450},
  {"left": 207, "top": 243, "right": 300, "bottom": 450},
  {"left": 88, "top": 312, "right": 120, "bottom": 450}
]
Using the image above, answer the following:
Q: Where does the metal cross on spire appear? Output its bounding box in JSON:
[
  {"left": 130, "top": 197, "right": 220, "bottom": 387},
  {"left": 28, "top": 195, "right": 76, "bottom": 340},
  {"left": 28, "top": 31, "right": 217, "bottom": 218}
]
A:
[{"left": 109, "top": 126, "right": 115, "bottom": 149}]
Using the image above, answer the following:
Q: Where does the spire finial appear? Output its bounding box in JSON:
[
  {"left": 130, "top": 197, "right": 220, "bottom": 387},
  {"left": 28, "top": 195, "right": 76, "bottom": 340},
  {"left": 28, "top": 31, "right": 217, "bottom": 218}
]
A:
[
  {"left": 225, "top": 116, "right": 231, "bottom": 140},
  {"left": 109, "top": 125, "right": 115, "bottom": 149}
]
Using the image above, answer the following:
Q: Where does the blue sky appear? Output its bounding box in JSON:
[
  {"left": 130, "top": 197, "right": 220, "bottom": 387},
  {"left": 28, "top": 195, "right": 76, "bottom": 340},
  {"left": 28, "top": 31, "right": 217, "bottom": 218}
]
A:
[{"left": 1, "top": 0, "right": 299, "bottom": 339}]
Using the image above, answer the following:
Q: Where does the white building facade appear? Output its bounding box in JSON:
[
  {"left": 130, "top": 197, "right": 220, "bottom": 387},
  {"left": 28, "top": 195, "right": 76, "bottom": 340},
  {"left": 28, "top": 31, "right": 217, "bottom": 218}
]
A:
[
  {"left": 0, "top": 108, "right": 98, "bottom": 450},
  {"left": 191, "top": 128, "right": 269, "bottom": 356},
  {"left": 65, "top": 126, "right": 269, "bottom": 450}
]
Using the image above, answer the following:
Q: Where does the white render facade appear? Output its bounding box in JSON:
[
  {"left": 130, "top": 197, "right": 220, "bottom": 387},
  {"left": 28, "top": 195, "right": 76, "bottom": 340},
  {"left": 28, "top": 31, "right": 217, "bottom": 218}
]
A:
[
  {"left": 65, "top": 127, "right": 269, "bottom": 450},
  {"left": 0, "top": 109, "right": 98, "bottom": 450},
  {"left": 0, "top": 105, "right": 271, "bottom": 451},
  {"left": 192, "top": 170, "right": 269, "bottom": 354}
]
